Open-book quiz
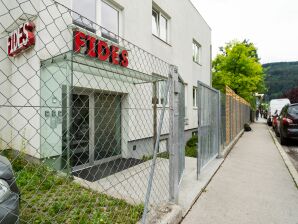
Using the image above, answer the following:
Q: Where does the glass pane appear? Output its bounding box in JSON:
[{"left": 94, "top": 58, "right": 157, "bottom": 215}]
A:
[
  {"left": 40, "top": 61, "right": 72, "bottom": 172},
  {"left": 193, "top": 88, "right": 196, "bottom": 107},
  {"left": 73, "top": 0, "right": 96, "bottom": 28},
  {"left": 159, "top": 80, "right": 167, "bottom": 105},
  {"left": 94, "top": 94, "right": 121, "bottom": 161},
  {"left": 70, "top": 94, "right": 90, "bottom": 167},
  {"left": 152, "top": 10, "right": 158, "bottom": 36},
  {"left": 101, "top": 1, "right": 119, "bottom": 35},
  {"left": 193, "top": 43, "right": 198, "bottom": 62},
  {"left": 160, "top": 15, "right": 167, "bottom": 41},
  {"left": 196, "top": 45, "right": 200, "bottom": 63},
  {"left": 289, "top": 105, "right": 298, "bottom": 115}
]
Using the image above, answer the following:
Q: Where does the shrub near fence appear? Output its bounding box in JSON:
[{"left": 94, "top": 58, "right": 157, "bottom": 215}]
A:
[{"left": 222, "top": 86, "right": 251, "bottom": 148}]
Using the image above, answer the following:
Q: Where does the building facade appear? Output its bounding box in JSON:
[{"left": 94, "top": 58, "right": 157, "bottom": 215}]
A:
[{"left": 0, "top": 0, "right": 211, "bottom": 172}]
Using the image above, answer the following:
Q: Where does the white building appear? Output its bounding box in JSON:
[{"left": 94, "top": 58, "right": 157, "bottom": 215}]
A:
[{"left": 0, "top": 0, "right": 211, "bottom": 172}]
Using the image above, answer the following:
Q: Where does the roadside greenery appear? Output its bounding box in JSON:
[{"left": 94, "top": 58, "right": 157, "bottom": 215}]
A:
[
  {"left": 212, "top": 40, "right": 266, "bottom": 106},
  {"left": 1, "top": 149, "right": 143, "bottom": 224}
]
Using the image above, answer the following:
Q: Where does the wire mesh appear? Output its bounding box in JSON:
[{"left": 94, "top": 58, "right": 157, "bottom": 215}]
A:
[
  {"left": 0, "top": 0, "right": 176, "bottom": 223},
  {"left": 197, "top": 81, "right": 220, "bottom": 175}
]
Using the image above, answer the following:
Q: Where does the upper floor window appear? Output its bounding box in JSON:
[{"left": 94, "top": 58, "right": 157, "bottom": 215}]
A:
[
  {"left": 193, "top": 87, "right": 197, "bottom": 107},
  {"left": 193, "top": 41, "right": 201, "bottom": 64},
  {"left": 152, "top": 8, "right": 168, "bottom": 42},
  {"left": 73, "top": 0, "right": 96, "bottom": 32},
  {"left": 101, "top": 1, "right": 119, "bottom": 42}
]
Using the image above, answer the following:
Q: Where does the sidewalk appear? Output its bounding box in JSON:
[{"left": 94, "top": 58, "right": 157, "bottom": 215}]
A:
[{"left": 182, "top": 121, "right": 298, "bottom": 224}]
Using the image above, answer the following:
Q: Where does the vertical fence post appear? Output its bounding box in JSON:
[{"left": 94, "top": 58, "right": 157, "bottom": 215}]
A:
[
  {"left": 141, "top": 73, "right": 172, "bottom": 224},
  {"left": 169, "top": 65, "right": 179, "bottom": 203},
  {"left": 217, "top": 91, "right": 221, "bottom": 156},
  {"left": 197, "top": 82, "right": 202, "bottom": 179},
  {"left": 153, "top": 81, "right": 157, "bottom": 151}
]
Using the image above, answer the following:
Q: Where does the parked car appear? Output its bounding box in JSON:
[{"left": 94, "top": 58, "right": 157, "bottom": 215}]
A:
[
  {"left": 272, "top": 110, "right": 279, "bottom": 132},
  {"left": 267, "top": 98, "right": 290, "bottom": 126},
  {"left": 0, "top": 155, "right": 20, "bottom": 223},
  {"left": 276, "top": 103, "right": 298, "bottom": 145}
]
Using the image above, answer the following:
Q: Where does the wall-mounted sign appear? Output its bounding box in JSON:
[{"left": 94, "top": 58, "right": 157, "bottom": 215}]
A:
[
  {"left": 73, "top": 31, "right": 128, "bottom": 68},
  {"left": 7, "top": 21, "right": 35, "bottom": 57}
]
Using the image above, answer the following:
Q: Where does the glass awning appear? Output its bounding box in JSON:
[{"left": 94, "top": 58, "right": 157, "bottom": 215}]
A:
[{"left": 40, "top": 51, "right": 167, "bottom": 84}]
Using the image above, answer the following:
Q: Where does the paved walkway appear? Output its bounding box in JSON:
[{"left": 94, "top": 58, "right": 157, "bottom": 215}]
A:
[{"left": 182, "top": 121, "right": 298, "bottom": 224}]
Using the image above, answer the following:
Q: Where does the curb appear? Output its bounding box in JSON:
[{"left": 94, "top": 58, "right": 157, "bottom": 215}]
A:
[
  {"left": 268, "top": 128, "right": 298, "bottom": 188},
  {"left": 138, "top": 203, "right": 183, "bottom": 224},
  {"left": 219, "top": 129, "right": 244, "bottom": 158}
]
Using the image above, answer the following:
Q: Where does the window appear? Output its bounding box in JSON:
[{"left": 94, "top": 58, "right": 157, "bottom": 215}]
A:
[
  {"left": 157, "top": 80, "right": 168, "bottom": 105},
  {"left": 193, "top": 41, "right": 201, "bottom": 64},
  {"left": 101, "top": 1, "right": 119, "bottom": 42},
  {"left": 152, "top": 81, "right": 168, "bottom": 105},
  {"left": 73, "top": 0, "right": 96, "bottom": 32},
  {"left": 152, "top": 10, "right": 159, "bottom": 36},
  {"left": 193, "top": 87, "right": 197, "bottom": 107},
  {"left": 152, "top": 8, "right": 168, "bottom": 42}
]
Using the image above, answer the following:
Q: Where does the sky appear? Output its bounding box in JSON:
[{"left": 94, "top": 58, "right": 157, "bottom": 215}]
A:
[{"left": 190, "top": 0, "right": 298, "bottom": 64}]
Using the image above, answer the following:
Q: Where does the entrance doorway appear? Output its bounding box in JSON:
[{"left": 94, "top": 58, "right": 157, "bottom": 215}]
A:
[{"left": 69, "top": 90, "right": 122, "bottom": 171}]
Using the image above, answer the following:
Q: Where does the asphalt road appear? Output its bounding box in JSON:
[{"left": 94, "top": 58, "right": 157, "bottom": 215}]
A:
[{"left": 272, "top": 128, "right": 298, "bottom": 172}]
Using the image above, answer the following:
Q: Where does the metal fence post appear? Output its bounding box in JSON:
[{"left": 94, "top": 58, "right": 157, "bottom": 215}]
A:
[
  {"left": 197, "top": 83, "right": 202, "bottom": 179},
  {"left": 169, "top": 65, "right": 179, "bottom": 203},
  {"left": 217, "top": 91, "right": 221, "bottom": 156}
]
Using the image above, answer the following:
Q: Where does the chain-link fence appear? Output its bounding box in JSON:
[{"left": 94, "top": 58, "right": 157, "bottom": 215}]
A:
[
  {"left": 0, "top": 0, "right": 253, "bottom": 223},
  {"left": 0, "top": 0, "right": 185, "bottom": 223},
  {"left": 221, "top": 86, "right": 251, "bottom": 148}
]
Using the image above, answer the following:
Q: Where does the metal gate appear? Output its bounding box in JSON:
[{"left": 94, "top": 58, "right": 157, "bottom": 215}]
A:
[{"left": 197, "top": 81, "right": 220, "bottom": 177}]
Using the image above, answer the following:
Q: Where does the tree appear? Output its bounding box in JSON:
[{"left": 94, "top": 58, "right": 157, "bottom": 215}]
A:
[
  {"left": 281, "top": 87, "right": 298, "bottom": 103},
  {"left": 212, "top": 40, "right": 266, "bottom": 105}
]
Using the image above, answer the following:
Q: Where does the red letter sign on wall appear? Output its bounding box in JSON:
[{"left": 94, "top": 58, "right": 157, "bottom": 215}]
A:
[
  {"left": 7, "top": 21, "right": 35, "bottom": 57},
  {"left": 73, "top": 30, "right": 129, "bottom": 68}
]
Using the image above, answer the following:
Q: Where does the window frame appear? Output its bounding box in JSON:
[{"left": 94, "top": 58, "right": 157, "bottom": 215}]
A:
[
  {"left": 101, "top": 0, "right": 120, "bottom": 43},
  {"left": 193, "top": 87, "right": 198, "bottom": 108},
  {"left": 152, "top": 8, "right": 169, "bottom": 43},
  {"left": 157, "top": 80, "right": 169, "bottom": 106},
  {"left": 192, "top": 41, "right": 201, "bottom": 64},
  {"left": 72, "top": 0, "right": 97, "bottom": 33},
  {"left": 152, "top": 80, "right": 169, "bottom": 107}
]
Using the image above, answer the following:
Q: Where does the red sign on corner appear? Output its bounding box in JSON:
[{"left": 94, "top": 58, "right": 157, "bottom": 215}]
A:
[{"left": 7, "top": 21, "right": 35, "bottom": 57}]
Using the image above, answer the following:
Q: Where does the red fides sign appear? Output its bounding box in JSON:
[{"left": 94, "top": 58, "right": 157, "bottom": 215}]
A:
[
  {"left": 73, "top": 31, "right": 128, "bottom": 67},
  {"left": 7, "top": 22, "right": 35, "bottom": 57}
]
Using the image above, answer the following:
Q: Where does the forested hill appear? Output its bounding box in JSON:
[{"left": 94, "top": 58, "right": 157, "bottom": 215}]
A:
[{"left": 263, "top": 61, "right": 298, "bottom": 100}]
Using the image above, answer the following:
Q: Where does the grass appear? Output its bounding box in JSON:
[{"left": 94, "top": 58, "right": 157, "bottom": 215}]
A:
[{"left": 1, "top": 149, "right": 143, "bottom": 224}]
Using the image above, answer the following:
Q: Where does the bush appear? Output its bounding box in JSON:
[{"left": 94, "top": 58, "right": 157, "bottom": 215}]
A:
[
  {"left": 186, "top": 135, "right": 198, "bottom": 148},
  {"left": 185, "top": 146, "right": 197, "bottom": 158},
  {"left": 185, "top": 136, "right": 198, "bottom": 158}
]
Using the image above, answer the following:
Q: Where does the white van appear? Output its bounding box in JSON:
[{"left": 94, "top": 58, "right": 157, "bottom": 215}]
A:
[{"left": 267, "top": 98, "right": 291, "bottom": 125}]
